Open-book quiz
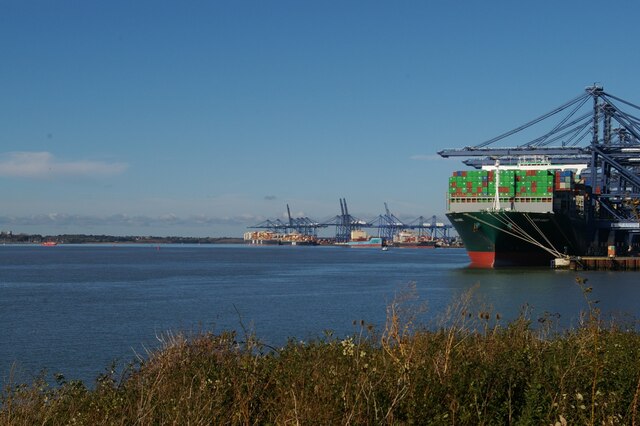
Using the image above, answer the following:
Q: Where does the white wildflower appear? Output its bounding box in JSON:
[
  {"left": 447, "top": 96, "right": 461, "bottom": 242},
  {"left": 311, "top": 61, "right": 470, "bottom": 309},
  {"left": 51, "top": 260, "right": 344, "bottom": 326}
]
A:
[{"left": 341, "top": 337, "right": 355, "bottom": 356}]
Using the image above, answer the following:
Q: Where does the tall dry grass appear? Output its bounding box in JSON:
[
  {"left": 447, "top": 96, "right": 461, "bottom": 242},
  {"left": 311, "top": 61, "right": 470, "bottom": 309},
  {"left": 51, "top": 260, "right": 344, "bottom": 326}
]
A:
[{"left": 2, "top": 278, "right": 640, "bottom": 425}]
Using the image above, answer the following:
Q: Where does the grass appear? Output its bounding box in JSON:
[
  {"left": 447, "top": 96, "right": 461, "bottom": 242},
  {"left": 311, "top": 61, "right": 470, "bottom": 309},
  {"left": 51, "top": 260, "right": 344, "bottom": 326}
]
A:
[{"left": 2, "top": 279, "right": 640, "bottom": 425}]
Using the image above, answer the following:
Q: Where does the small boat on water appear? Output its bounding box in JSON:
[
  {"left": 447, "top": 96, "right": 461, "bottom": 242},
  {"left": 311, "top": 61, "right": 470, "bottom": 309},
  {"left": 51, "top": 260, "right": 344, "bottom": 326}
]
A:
[
  {"left": 41, "top": 241, "right": 58, "bottom": 246},
  {"left": 336, "top": 230, "right": 384, "bottom": 248}
]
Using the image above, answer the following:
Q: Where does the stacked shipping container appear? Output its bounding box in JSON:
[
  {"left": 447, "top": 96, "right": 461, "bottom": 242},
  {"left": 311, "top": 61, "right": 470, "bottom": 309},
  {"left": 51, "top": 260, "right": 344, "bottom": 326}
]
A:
[
  {"left": 554, "top": 170, "right": 574, "bottom": 191},
  {"left": 515, "top": 170, "right": 554, "bottom": 196},
  {"left": 448, "top": 170, "right": 495, "bottom": 197},
  {"left": 449, "top": 169, "right": 580, "bottom": 199},
  {"left": 448, "top": 169, "right": 558, "bottom": 198}
]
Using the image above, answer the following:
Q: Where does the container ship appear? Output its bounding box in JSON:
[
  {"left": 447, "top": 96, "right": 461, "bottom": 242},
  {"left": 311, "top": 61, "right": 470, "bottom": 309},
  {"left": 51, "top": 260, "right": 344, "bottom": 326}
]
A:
[
  {"left": 244, "top": 231, "right": 283, "bottom": 245},
  {"left": 391, "top": 230, "right": 436, "bottom": 248},
  {"left": 280, "top": 232, "right": 319, "bottom": 246},
  {"left": 446, "top": 160, "right": 594, "bottom": 267},
  {"left": 336, "top": 230, "right": 383, "bottom": 248},
  {"left": 439, "top": 87, "right": 640, "bottom": 268},
  {"left": 243, "top": 231, "right": 318, "bottom": 246}
]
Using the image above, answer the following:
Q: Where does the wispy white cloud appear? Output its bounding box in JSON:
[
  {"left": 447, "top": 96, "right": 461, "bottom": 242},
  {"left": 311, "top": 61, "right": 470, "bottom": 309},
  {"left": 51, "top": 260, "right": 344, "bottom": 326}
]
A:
[
  {"left": 0, "top": 151, "right": 128, "bottom": 178},
  {"left": 0, "top": 213, "right": 261, "bottom": 228}
]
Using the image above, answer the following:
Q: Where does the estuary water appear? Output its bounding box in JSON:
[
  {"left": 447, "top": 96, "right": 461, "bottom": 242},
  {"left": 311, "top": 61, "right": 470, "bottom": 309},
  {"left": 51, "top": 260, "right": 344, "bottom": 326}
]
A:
[{"left": 1, "top": 244, "right": 638, "bottom": 385}]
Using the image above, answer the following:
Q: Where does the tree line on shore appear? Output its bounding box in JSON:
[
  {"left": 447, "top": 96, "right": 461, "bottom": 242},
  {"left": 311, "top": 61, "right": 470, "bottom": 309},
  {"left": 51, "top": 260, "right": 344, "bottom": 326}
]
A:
[{"left": 0, "top": 232, "right": 244, "bottom": 245}]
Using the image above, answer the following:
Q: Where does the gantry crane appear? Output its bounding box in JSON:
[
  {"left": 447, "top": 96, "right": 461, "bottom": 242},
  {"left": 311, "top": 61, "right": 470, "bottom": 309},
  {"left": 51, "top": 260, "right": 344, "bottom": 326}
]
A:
[{"left": 438, "top": 85, "right": 640, "bottom": 248}]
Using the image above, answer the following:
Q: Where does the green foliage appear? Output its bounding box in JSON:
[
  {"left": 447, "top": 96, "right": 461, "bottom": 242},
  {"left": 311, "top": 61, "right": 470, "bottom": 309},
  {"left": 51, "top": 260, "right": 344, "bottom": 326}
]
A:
[{"left": 2, "top": 279, "right": 640, "bottom": 425}]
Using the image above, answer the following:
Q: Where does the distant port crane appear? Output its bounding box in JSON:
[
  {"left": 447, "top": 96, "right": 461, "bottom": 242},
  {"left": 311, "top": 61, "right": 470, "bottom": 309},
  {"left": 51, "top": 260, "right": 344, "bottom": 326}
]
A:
[
  {"left": 248, "top": 200, "right": 452, "bottom": 243},
  {"left": 369, "top": 203, "right": 404, "bottom": 240},
  {"left": 322, "top": 198, "right": 370, "bottom": 243},
  {"left": 247, "top": 204, "right": 325, "bottom": 237},
  {"left": 368, "top": 204, "right": 452, "bottom": 241},
  {"left": 404, "top": 215, "right": 453, "bottom": 240}
]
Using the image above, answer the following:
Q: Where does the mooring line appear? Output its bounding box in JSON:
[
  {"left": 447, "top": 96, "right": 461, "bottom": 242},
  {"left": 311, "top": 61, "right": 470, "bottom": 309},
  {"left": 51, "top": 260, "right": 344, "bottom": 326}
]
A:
[
  {"left": 463, "top": 212, "right": 564, "bottom": 258},
  {"left": 522, "top": 213, "right": 563, "bottom": 257}
]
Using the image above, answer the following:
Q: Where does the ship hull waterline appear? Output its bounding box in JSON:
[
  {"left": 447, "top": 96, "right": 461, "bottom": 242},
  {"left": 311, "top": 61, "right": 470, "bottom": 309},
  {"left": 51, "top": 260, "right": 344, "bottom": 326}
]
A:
[{"left": 447, "top": 210, "right": 590, "bottom": 268}]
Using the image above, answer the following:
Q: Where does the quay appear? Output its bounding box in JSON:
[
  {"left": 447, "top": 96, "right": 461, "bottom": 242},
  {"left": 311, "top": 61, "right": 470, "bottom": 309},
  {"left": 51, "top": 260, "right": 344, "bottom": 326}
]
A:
[{"left": 553, "top": 256, "right": 640, "bottom": 271}]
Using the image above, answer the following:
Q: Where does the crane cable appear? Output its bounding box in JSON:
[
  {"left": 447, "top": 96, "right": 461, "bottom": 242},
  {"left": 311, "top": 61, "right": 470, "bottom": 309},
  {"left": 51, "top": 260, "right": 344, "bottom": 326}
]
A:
[
  {"left": 474, "top": 92, "right": 591, "bottom": 148},
  {"left": 525, "top": 95, "right": 592, "bottom": 148},
  {"left": 522, "top": 213, "right": 563, "bottom": 257}
]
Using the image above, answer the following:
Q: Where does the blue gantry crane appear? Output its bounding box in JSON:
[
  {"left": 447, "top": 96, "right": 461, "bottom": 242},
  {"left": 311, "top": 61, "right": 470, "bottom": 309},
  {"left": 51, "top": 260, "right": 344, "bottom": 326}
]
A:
[
  {"left": 320, "top": 198, "right": 369, "bottom": 242},
  {"left": 369, "top": 203, "right": 405, "bottom": 240},
  {"left": 248, "top": 200, "right": 453, "bottom": 244},
  {"left": 367, "top": 203, "right": 453, "bottom": 242},
  {"left": 405, "top": 215, "right": 453, "bottom": 240},
  {"left": 248, "top": 204, "right": 325, "bottom": 237}
]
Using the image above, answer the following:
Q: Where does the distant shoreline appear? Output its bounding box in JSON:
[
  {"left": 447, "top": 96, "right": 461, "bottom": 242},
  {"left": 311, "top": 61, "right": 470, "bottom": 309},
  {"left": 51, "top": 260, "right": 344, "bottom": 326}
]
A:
[{"left": 0, "top": 233, "right": 244, "bottom": 245}]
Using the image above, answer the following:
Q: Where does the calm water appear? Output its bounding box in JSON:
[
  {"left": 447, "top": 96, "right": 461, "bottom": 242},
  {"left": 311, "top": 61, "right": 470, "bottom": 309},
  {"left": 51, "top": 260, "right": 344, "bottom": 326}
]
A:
[{"left": 0, "top": 244, "right": 637, "bottom": 385}]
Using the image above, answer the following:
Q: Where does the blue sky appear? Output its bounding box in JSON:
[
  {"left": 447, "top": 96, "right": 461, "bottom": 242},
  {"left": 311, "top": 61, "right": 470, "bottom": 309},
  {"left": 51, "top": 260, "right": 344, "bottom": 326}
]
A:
[{"left": 1, "top": 1, "right": 640, "bottom": 237}]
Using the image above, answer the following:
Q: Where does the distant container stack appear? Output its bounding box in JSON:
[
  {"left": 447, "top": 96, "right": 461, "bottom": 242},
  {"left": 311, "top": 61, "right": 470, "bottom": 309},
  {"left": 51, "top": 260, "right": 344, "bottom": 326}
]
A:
[
  {"left": 392, "top": 230, "right": 437, "bottom": 248},
  {"left": 243, "top": 231, "right": 318, "bottom": 246}
]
